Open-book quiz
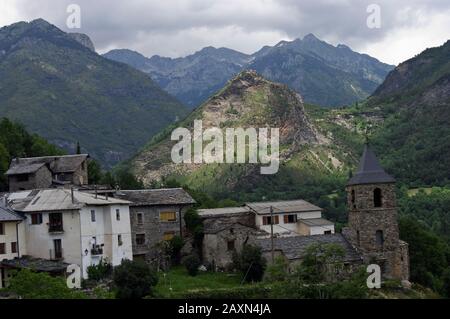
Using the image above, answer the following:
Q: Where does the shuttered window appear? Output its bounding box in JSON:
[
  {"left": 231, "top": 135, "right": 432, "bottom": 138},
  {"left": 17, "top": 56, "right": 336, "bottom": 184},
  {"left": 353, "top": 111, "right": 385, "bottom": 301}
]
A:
[
  {"left": 160, "top": 211, "right": 177, "bottom": 222},
  {"left": 163, "top": 232, "right": 175, "bottom": 241},
  {"left": 262, "top": 215, "right": 279, "bottom": 225},
  {"left": 283, "top": 214, "right": 297, "bottom": 224}
]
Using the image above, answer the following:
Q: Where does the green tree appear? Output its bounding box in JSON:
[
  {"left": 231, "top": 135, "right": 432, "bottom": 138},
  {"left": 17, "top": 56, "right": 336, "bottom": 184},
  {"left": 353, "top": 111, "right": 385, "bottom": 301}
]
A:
[
  {"left": 88, "top": 160, "right": 103, "bottom": 185},
  {"left": 113, "top": 259, "right": 158, "bottom": 299},
  {"left": 7, "top": 269, "right": 86, "bottom": 299},
  {"left": 399, "top": 216, "right": 449, "bottom": 291},
  {"left": 233, "top": 245, "right": 267, "bottom": 283}
]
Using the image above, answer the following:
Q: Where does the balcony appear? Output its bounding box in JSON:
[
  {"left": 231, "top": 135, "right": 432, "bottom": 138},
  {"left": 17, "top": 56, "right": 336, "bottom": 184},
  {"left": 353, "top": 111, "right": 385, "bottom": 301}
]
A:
[
  {"left": 91, "top": 245, "right": 103, "bottom": 256},
  {"left": 48, "top": 224, "right": 64, "bottom": 233}
]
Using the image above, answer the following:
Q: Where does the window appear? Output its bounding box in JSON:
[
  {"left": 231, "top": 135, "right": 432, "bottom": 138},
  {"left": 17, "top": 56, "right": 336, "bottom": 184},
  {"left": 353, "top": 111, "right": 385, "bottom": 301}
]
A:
[
  {"left": 163, "top": 232, "right": 175, "bottom": 241},
  {"left": 283, "top": 214, "right": 297, "bottom": 224},
  {"left": 376, "top": 230, "right": 384, "bottom": 247},
  {"left": 160, "top": 211, "right": 177, "bottom": 222},
  {"left": 49, "top": 213, "right": 63, "bottom": 232},
  {"left": 262, "top": 215, "right": 279, "bottom": 225},
  {"left": 11, "top": 242, "right": 17, "bottom": 254},
  {"left": 116, "top": 209, "right": 120, "bottom": 221},
  {"left": 137, "top": 213, "right": 144, "bottom": 225},
  {"left": 118, "top": 234, "right": 123, "bottom": 246},
  {"left": 324, "top": 230, "right": 332, "bottom": 235},
  {"left": 17, "top": 174, "right": 29, "bottom": 182},
  {"left": 31, "top": 213, "right": 43, "bottom": 225},
  {"left": 136, "top": 234, "right": 146, "bottom": 246},
  {"left": 374, "top": 188, "right": 382, "bottom": 207},
  {"left": 351, "top": 189, "right": 356, "bottom": 209},
  {"left": 357, "top": 230, "right": 360, "bottom": 245},
  {"left": 0, "top": 243, "right": 5, "bottom": 254},
  {"left": 91, "top": 210, "right": 96, "bottom": 222},
  {"left": 0, "top": 222, "right": 4, "bottom": 235},
  {"left": 53, "top": 239, "right": 62, "bottom": 259},
  {"left": 227, "top": 240, "right": 235, "bottom": 251}
]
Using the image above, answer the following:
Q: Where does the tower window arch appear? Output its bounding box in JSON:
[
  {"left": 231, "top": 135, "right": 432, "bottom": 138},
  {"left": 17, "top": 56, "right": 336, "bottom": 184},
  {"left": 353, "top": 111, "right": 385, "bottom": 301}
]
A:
[
  {"left": 374, "top": 188, "right": 382, "bottom": 207},
  {"left": 351, "top": 190, "right": 356, "bottom": 209},
  {"left": 376, "top": 230, "right": 384, "bottom": 247}
]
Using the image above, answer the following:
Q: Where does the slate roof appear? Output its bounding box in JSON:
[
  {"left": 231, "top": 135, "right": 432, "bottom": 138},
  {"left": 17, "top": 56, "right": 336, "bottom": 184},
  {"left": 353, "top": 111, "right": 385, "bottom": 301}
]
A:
[
  {"left": 203, "top": 219, "right": 257, "bottom": 234},
  {"left": 255, "top": 233, "right": 362, "bottom": 262},
  {"left": 298, "top": 218, "right": 334, "bottom": 227},
  {"left": 1, "top": 256, "right": 69, "bottom": 273},
  {"left": 6, "top": 154, "right": 89, "bottom": 175},
  {"left": 347, "top": 145, "right": 395, "bottom": 186},
  {"left": 6, "top": 189, "right": 130, "bottom": 212},
  {"left": 114, "top": 188, "right": 195, "bottom": 206},
  {"left": 0, "top": 203, "right": 24, "bottom": 221},
  {"left": 246, "top": 199, "right": 322, "bottom": 215},
  {"left": 198, "top": 206, "right": 250, "bottom": 217}
]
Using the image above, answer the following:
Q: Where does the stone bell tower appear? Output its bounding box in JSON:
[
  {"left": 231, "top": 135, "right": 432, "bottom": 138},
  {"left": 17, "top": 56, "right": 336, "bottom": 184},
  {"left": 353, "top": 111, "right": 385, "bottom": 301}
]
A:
[{"left": 343, "top": 144, "right": 409, "bottom": 280}]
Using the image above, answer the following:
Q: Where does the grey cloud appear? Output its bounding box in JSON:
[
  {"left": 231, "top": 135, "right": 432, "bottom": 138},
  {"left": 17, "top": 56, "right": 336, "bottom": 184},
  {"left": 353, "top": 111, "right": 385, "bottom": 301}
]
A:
[{"left": 8, "top": 0, "right": 450, "bottom": 63}]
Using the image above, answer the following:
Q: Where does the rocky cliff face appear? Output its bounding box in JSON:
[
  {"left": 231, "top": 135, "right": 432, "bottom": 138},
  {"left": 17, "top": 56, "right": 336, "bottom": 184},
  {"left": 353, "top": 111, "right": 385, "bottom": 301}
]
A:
[
  {"left": 68, "top": 33, "right": 95, "bottom": 51},
  {"left": 130, "top": 71, "right": 353, "bottom": 196}
]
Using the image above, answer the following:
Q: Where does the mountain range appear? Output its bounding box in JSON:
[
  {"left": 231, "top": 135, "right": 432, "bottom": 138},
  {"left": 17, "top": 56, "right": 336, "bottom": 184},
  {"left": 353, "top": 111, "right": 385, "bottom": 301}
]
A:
[
  {"left": 104, "top": 34, "right": 393, "bottom": 108},
  {"left": 0, "top": 19, "right": 188, "bottom": 167}
]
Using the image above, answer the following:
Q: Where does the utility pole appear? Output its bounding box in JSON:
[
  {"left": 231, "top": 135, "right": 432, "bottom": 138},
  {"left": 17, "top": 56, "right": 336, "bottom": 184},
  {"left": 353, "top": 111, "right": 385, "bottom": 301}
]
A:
[{"left": 270, "top": 205, "right": 274, "bottom": 263}]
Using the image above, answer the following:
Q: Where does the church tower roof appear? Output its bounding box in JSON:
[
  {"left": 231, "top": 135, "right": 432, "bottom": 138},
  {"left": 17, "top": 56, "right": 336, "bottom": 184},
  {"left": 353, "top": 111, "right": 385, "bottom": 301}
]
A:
[{"left": 347, "top": 144, "right": 395, "bottom": 186}]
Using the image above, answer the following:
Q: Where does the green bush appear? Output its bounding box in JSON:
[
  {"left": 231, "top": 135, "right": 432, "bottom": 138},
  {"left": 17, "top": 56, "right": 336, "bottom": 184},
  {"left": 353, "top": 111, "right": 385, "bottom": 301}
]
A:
[
  {"left": 113, "top": 259, "right": 158, "bottom": 299},
  {"left": 6, "top": 269, "right": 86, "bottom": 299},
  {"left": 264, "top": 257, "right": 289, "bottom": 283},
  {"left": 87, "top": 258, "right": 112, "bottom": 281},
  {"left": 233, "top": 245, "right": 266, "bottom": 283},
  {"left": 182, "top": 254, "right": 201, "bottom": 276},
  {"left": 169, "top": 235, "right": 184, "bottom": 265}
]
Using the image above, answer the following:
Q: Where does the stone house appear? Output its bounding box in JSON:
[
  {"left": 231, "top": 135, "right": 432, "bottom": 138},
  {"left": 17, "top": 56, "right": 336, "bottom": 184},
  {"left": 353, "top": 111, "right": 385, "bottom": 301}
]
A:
[
  {"left": 112, "top": 188, "right": 195, "bottom": 261},
  {"left": 255, "top": 233, "right": 363, "bottom": 273},
  {"left": 198, "top": 207, "right": 262, "bottom": 270},
  {"left": 6, "top": 154, "right": 89, "bottom": 191}
]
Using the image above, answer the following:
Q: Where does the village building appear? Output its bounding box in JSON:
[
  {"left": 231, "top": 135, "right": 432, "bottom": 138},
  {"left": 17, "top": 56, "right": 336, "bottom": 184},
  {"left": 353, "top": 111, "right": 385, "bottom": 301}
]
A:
[
  {"left": 198, "top": 200, "right": 335, "bottom": 269},
  {"left": 6, "top": 154, "right": 89, "bottom": 192},
  {"left": 246, "top": 200, "right": 335, "bottom": 237},
  {"left": 112, "top": 188, "right": 195, "bottom": 261},
  {"left": 198, "top": 145, "right": 409, "bottom": 281},
  {"left": 255, "top": 233, "right": 362, "bottom": 271},
  {"left": 2, "top": 188, "right": 133, "bottom": 279},
  {"left": 0, "top": 203, "right": 26, "bottom": 288}
]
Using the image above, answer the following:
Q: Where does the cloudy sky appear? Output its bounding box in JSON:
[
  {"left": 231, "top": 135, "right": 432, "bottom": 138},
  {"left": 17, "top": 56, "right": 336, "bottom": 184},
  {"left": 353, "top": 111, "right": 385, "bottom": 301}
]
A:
[{"left": 1, "top": 0, "right": 450, "bottom": 65}]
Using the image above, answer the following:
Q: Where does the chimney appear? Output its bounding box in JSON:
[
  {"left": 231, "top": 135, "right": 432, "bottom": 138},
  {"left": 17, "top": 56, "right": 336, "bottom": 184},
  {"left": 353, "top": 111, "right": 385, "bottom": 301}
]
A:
[
  {"left": 95, "top": 185, "right": 98, "bottom": 199},
  {"left": 105, "top": 192, "right": 108, "bottom": 201}
]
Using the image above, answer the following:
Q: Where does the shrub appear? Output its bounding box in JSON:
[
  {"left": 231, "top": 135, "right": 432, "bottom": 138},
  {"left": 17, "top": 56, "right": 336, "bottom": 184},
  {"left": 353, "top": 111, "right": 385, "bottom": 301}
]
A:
[
  {"left": 6, "top": 269, "right": 86, "bottom": 299},
  {"left": 113, "top": 259, "right": 158, "bottom": 299},
  {"left": 87, "top": 258, "right": 112, "bottom": 281},
  {"left": 169, "top": 235, "right": 184, "bottom": 265},
  {"left": 182, "top": 254, "right": 201, "bottom": 276},
  {"left": 233, "top": 245, "right": 266, "bottom": 283},
  {"left": 264, "top": 256, "right": 289, "bottom": 283}
]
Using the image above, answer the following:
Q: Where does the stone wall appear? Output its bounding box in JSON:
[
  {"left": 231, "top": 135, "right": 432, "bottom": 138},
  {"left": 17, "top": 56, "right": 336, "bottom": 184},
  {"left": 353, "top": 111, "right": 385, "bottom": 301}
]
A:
[
  {"left": 8, "top": 166, "right": 52, "bottom": 191},
  {"left": 129, "top": 204, "right": 189, "bottom": 258},
  {"left": 344, "top": 182, "right": 409, "bottom": 280},
  {"left": 203, "top": 224, "right": 257, "bottom": 270}
]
